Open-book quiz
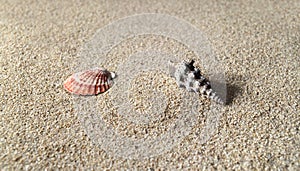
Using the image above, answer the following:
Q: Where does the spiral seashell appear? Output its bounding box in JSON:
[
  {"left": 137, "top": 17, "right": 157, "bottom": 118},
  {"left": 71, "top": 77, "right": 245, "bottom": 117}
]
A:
[
  {"left": 63, "top": 68, "right": 116, "bottom": 95},
  {"left": 168, "top": 60, "right": 225, "bottom": 105}
]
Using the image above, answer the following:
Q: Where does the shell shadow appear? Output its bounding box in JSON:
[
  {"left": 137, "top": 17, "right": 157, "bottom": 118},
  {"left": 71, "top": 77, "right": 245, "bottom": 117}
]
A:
[
  {"left": 210, "top": 73, "right": 245, "bottom": 105},
  {"left": 225, "top": 74, "right": 245, "bottom": 105},
  {"left": 225, "top": 83, "right": 243, "bottom": 105}
]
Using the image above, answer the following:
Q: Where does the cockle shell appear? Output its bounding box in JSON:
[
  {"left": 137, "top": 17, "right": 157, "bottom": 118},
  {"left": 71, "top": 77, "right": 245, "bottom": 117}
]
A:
[
  {"left": 168, "top": 60, "right": 225, "bottom": 105},
  {"left": 63, "top": 68, "right": 116, "bottom": 95}
]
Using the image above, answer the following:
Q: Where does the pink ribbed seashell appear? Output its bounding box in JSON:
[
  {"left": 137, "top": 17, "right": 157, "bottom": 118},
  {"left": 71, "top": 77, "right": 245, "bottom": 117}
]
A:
[{"left": 63, "top": 68, "right": 116, "bottom": 95}]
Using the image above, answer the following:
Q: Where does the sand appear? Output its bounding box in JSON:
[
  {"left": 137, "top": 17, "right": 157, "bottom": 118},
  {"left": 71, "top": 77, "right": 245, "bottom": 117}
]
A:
[{"left": 0, "top": 0, "right": 299, "bottom": 170}]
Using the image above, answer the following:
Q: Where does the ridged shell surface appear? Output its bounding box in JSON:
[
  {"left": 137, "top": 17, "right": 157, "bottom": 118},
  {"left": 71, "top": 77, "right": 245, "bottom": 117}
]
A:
[
  {"left": 168, "top": 60, "right": 225, "bottom": 105},
  {"left": 63, "top": 68, "right": 116, "bottom": 95}
]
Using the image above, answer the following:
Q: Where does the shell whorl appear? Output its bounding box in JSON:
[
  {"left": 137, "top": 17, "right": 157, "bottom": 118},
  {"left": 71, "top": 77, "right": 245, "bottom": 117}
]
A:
[{"left": 169, "top": 60, "right": 224, "bottom": 105}]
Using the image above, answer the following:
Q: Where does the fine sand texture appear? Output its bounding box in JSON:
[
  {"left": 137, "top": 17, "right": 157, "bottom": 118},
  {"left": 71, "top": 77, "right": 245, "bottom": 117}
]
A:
[{"left": 1, "top": 0, "right": 299, "bottom": 170}]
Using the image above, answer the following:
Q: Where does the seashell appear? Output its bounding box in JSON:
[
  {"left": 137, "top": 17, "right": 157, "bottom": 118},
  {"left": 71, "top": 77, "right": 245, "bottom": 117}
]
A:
[
  {"left": 168, "top": 60, "right": 225, "bottom": 105},
  {"left": 63, "top": 68, "right": 116, "bottom": 95}
]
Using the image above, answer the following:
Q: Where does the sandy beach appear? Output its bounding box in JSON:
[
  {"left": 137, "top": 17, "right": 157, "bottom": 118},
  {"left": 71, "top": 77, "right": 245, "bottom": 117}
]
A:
[{"left": 0, "top": 0, "right": 299, "bottom": 170}]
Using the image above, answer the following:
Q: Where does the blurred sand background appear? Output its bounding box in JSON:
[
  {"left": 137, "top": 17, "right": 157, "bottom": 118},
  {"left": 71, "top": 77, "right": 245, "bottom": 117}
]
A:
[{"left": 0, "top": 0, "right": 299, "bottom": 170}]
